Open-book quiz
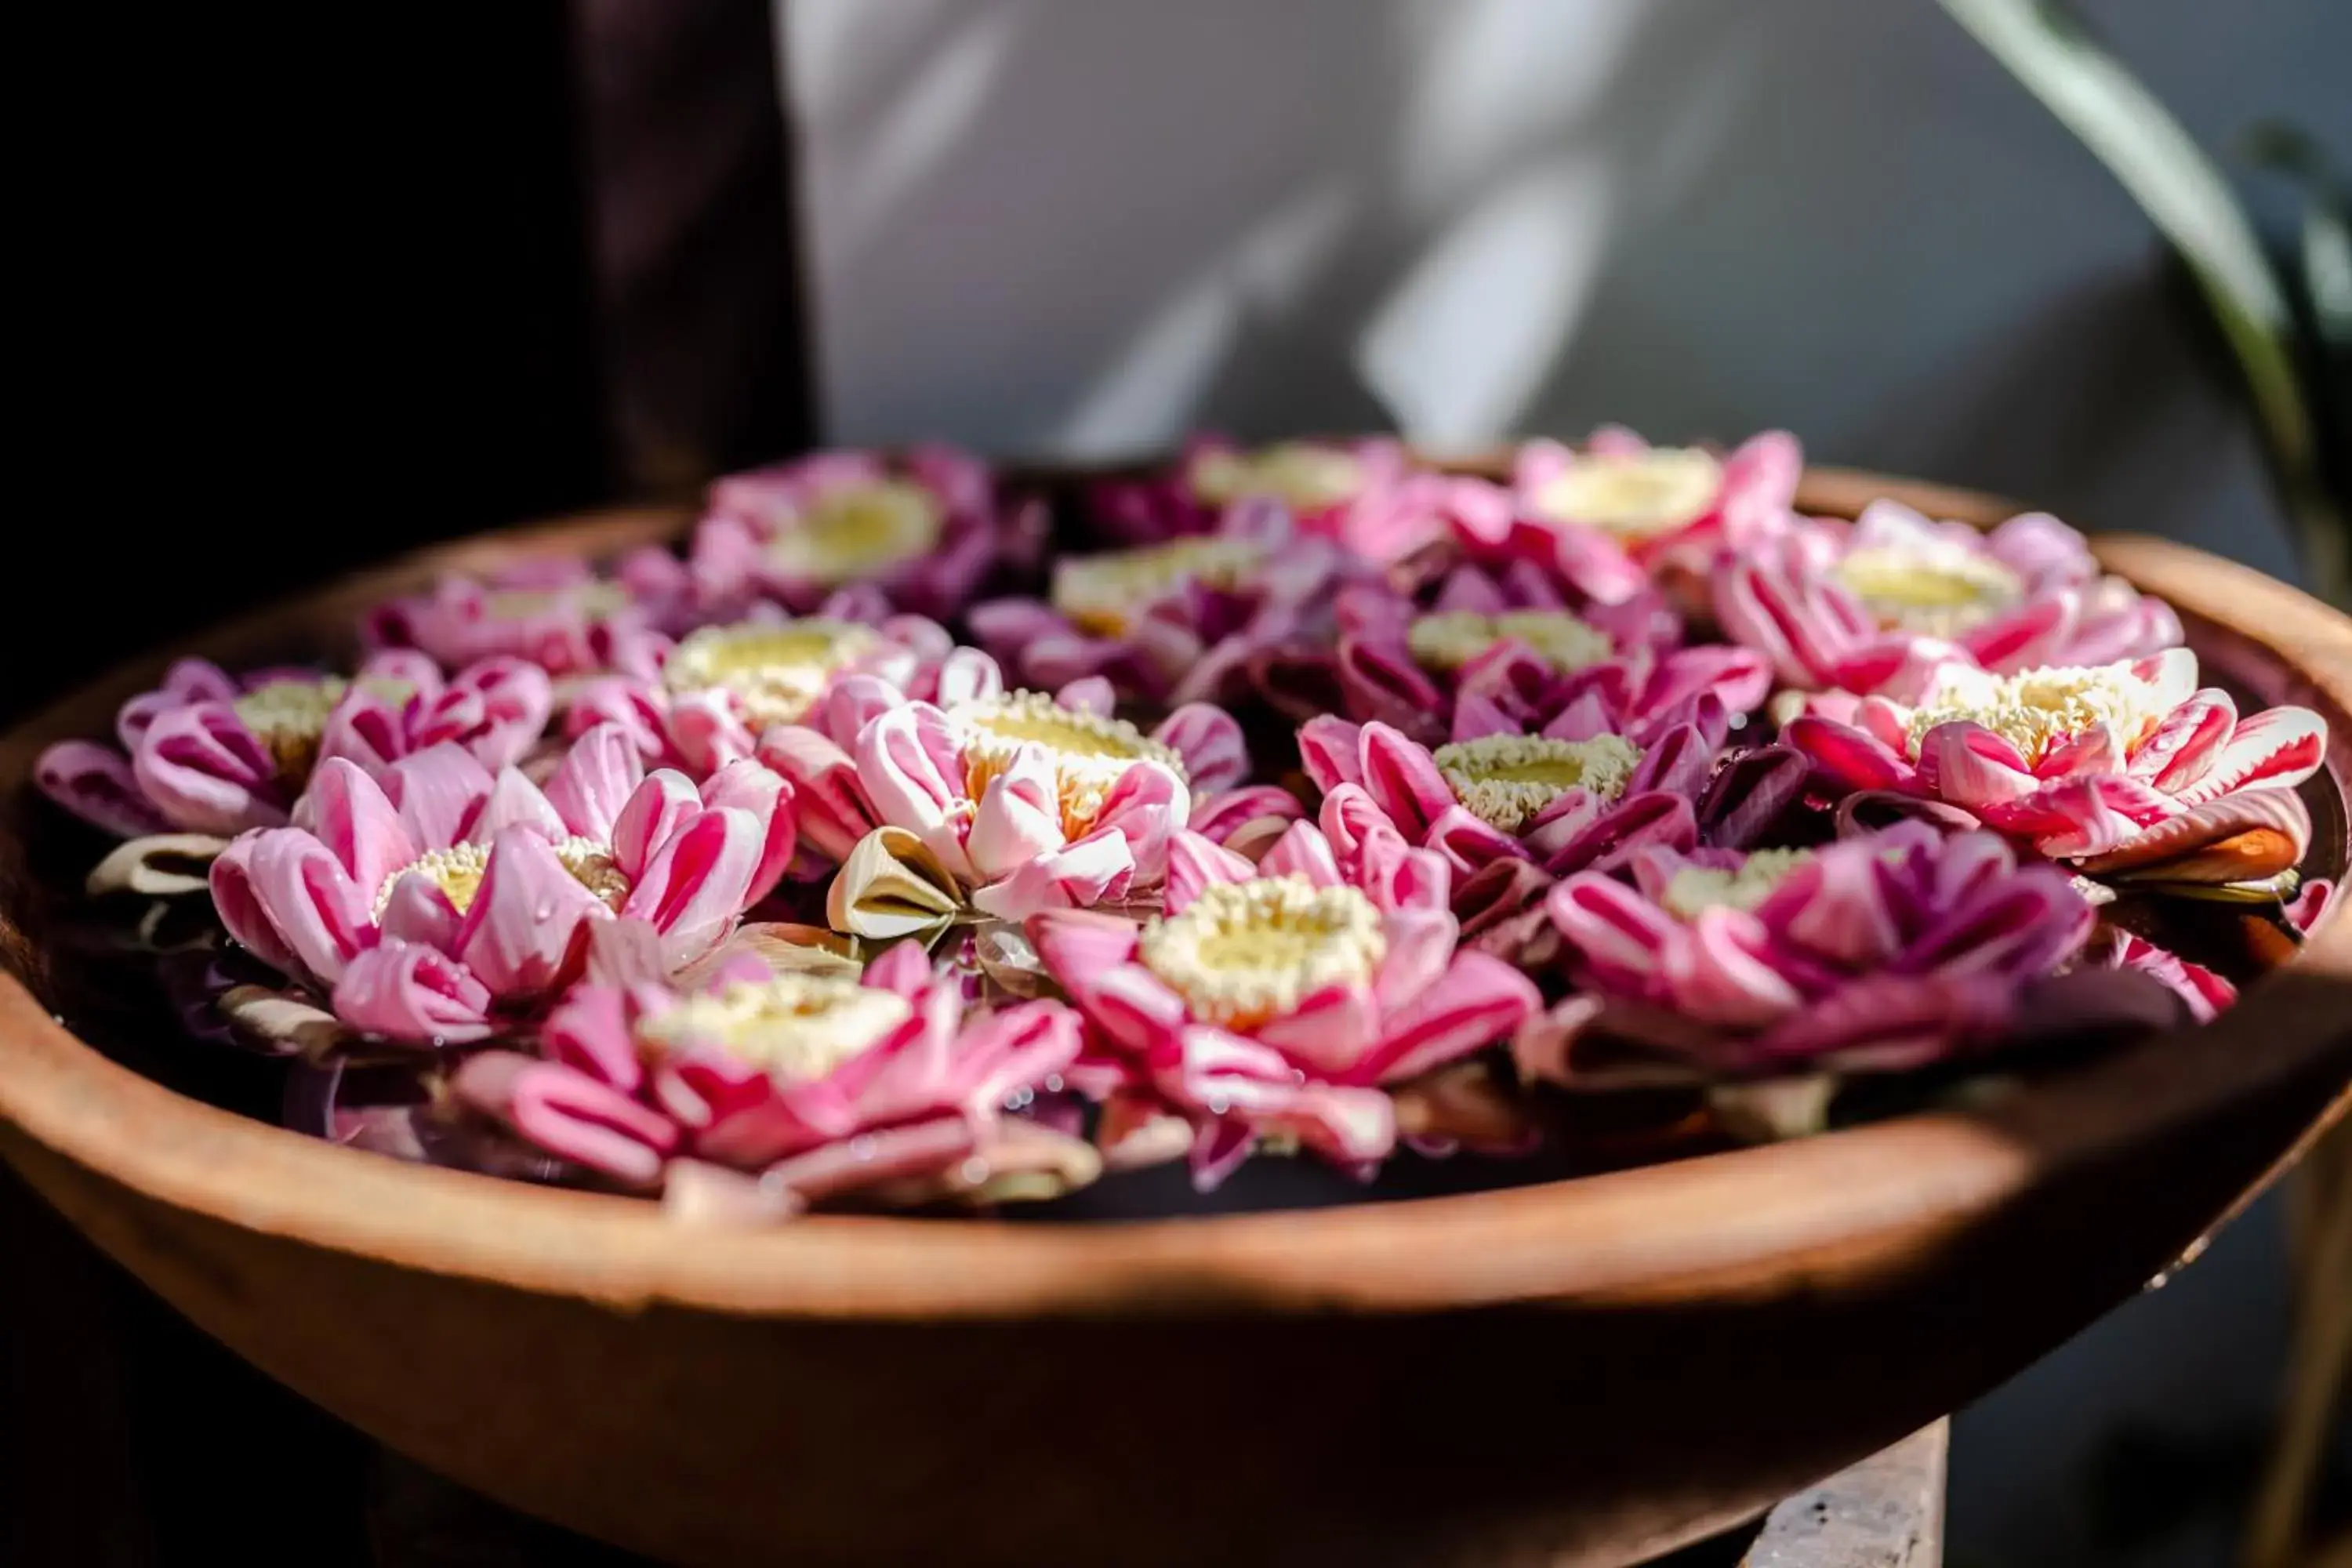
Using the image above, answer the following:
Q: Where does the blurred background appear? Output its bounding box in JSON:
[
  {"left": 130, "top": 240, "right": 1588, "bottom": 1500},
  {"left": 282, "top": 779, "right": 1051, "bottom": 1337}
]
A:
[{"left": 9, "top": 1, "right": 2347, "bottom": 1564}]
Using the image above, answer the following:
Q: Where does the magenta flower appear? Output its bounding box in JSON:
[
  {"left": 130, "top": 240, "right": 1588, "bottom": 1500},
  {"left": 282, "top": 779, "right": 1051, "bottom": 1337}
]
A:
[
  {"left": 1028, "top": 819, "right": 1541, "bottom": 1185},
  {"left": 1091, "top": 434, "right": 1509, "bottom": 566},
  {"left": 967, "top": 498, "right": 1367, "bottom": 704},
  {"left": 1786, "top": 649, "right": 2328, "bottom": 884},
  {"left": 449, "top": 938, "right": 1084, "bottom": 1206},
  {"left": 1715, "top": 499, "right": 2183, "bottom": 699},
  {"left": 364, "top": 550, "right": 688, "bottom": 681},
  {"left": 37, "top": 652, "right": 551, "bottom": 843},
  {"left": 208, "top": 724, "right": 795, "bottom": 1045},
  {"left": 1492, "top": 426, "right": 1802, "bottom": 596},
  {"left": 687, "top": 446, "right": 1040, "bottom": 622},
  {"left": 1524, "top": 823, "right": 2096, "bottom": 1084},
  {"left": 557, "top": 604, "right": 953, "bottom": 775}
]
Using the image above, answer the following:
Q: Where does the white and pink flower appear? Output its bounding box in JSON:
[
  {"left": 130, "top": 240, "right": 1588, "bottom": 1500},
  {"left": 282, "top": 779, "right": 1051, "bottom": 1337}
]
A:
[
  {"left": 38, "top": 652, "right": 550, "bottom": 843},
  {"left": 364, "top": 551, "right": 688, "bottom": 680},
  {"left": 1029, "top": 819, "right": 1541, "bottom": 1185},
  {"left": 1715, "top": 499, "right": 2182, "bottom": 699},
  {"left": 449, "top": 936, "right": 1087, "bottom": 1208},
  {"left": 1524, "top": 822, "right": 2098, "bottom": 1084},
  {"left": 688, "top": 446, "right": 1040, "bottom": 622},
  {"left": 208, "top": 724, "right": 794, "bottom": 1044},
  {"left": 1786, "top": 649, "right": 2328, "bottom": 884}
]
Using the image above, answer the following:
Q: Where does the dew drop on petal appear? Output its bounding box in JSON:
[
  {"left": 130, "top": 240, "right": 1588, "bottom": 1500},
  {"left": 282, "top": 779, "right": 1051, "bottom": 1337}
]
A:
[
  {"left": 1044, "top": 1074, "right": 1064, "bottom": 1093},
  {"left": 849, "top": 1134, "right": 877, "bottom": 1162},
  {"left": 959, "top": 1157, "right": 990, "bottom": 1185}
]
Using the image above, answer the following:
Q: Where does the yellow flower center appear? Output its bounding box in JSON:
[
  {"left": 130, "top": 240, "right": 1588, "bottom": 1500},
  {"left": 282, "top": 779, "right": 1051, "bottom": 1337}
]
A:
[
  {"left": 1138, "top": 875, "right": 1388, "bottom": 1029},
  {"left": 950, "top": 691, "right": 1185, "bottom": 840},
  {"left": 1432, "top": 732, "right": 1642, "bottom": 833},
  {"left": 1534, "top": 448, "right": 1721, "bottom": 540},
  {"left": 372, "top": 835, "right": 630, "bottom": 919},
  {"left": 1189, "top": 442, "right": 1364, "bottom": 512},
  {"left": 764, "top": 479, "right": 945, "bottom": 586},
  {"left": 234, "top": 678, "right": 348, "bottom": 788},
  {"left": 1659, "top": 848, "right": 1815, "bottom": 921},
  {"left": 662, "top": 619, "right": 881, "bottom": 729},
  {"left": 635, "top": 974, "right": 911, "bottom": 1085},
  {"left": 1904, "top": 661, "right": 2168, "bottom": 765},
  {"left": 1406, "top": 609, "right": 1614, "bottom": 675},
  {"left": 481, "top": 583, "right": 632, "bottom": 622},
  {"left": 1049, "top": 536, "right": 1268, "bottom": 637},
  {"left": 1831, "top": 544, "right": 2024, "bottom": 636}
]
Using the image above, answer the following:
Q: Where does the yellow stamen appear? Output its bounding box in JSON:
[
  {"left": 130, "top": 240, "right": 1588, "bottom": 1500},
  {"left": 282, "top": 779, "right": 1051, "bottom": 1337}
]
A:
[
  {"left": 764, "top": 480, "right": 944, "bottom": 586},
  {"left": 1904, "top": 661, "right": 2167, "bottom": 765},
  {"left": 1831, "top": 544, "right": 2024, "bottom": 636},
  {"left": 1432, "top": 732, "right": 1642, "bottom": 833},
  {"left": 1189, "top": 442, "right": 1363, "bottom": 512},
  {"left": 1660, "top": 848, "right": 1815, "bottom": 920},
  {"left": 1533, "top": 448, "right": 1720, "bottom": 540},
  {"left": 637, "top": 974, "right": 910, "bottom": 1085},
  {"left": 1138, "top": 875, "right": 1387, "bottom": 1029},
  {"left": 234, "top": 678, "right": 347, "bottom": 788},
  {"left": 1406, "top": 609, "right": 1613, "bottom": 675},
  {"left": 950, "top": 691, "right": 1185, "bottom": 840},
  {"left": 662, "top": 619, "right": 880, "bottom": 729},
  {"left": 482, "top": 583, "right": 631, "bottom": 622},
  {"left": 1049, "top": 536, "right": 1266, "bottom": 637},
  {"left": 372, "top": 834, "right": 629, "bottom": 919}
]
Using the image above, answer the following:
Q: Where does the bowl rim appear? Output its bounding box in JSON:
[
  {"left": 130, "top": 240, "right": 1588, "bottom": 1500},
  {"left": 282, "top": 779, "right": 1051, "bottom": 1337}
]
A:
[{"left": 2, "top": 466, "right": 2347, "bottom": 1322}]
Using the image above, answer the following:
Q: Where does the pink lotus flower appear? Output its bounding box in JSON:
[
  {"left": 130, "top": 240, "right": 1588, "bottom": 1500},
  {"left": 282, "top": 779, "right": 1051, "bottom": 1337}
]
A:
[
  {"left": 1029, "top": 818, "right": 1541, "bottom": 1185},
  {"left": 967, "top": 498, "right": 1369, "bottom": 704},
  {"left": 208, "top": 724, "right": 795, "bottom": 1044},
  {"left": 364, "top": 550, "right": 688, "bottom": 680},
  {"left": 1091, "top": 434, "right": 1510, "bottom": 566},
  {"left": 1715, "top": 499, "right": 2183, "bottom": 699},
  {"left": 1785, "top": 649, "right": 2328, "bottom": 884},
  {"left": 688, "top": 446, "right": 1042, "bottom": 622},
  {"left": 762, "top": 652, "right": 1298, "bottom": 930},
  {"left": 38, "top": 652, "right": 551, "bottom": 842},
  {"left": 1492, "top": 426, "right": 1802, "bottom": 597},
  {"left": 448, "top": 936, "right": 1086, "bottom": 1207},
  {"left": 557, "top": 602, "right": 953, "bottom": 775},
  {"left": 1523, "top": 823, "right": 2097, "bottom": 1083}
]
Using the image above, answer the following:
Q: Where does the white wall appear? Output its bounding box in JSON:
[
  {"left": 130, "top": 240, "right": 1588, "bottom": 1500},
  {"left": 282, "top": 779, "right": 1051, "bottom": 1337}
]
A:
[{"left": 781, "top": 0, "right": 2347, "bottom": 583}]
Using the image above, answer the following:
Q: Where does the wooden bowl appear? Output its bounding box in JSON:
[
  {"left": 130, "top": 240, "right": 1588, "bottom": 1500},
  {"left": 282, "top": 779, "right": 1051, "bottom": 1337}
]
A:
[{"left": 2, "top": 470, "right": 2347, "bottom": 1567}]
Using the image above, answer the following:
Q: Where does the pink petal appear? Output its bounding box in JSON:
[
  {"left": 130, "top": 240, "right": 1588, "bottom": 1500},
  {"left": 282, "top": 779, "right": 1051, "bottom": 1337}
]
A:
[
  {"left": 1296, "top": 715, "right": 1366, "bottom": 793},
  {"left": 131, "top": 704, "right": 284, "bottom": 835},
  {"left": 2169, "top": 706, "right": 2328, "bottom": 807},
  {"left": 35, "top": 740, "right": 169, "bottom": 837},
  {"left": 971, "top": 826, "right": 1135, "bottom": 921},
  {"left": 543, "top": 721, "right": 648, "bottom": 841},
  {"left": 612, "top": 771, "right": 702, "bottom": 882},
  {"left": 965, "top": 746, "right": 1067, "bottom": 881},
  {"left": 332, "top": 940, "right": 495, "bottom": 1046},
  {"left": 699, "top": 759, "right": 797, "bottom": 906},
  {"left": 382, "top": 744, "right": 495, "bottom": 848},
  {"left": 1363, "top": 950, "right": 1541, "bottom": 1084},
  {"left": 1163, "top": 829, "right": 1257, "bottom": 914},
  {"left": 1915, "top": 722, "right": 2040, "bottom": 808},
  {"left": 1151, "top": 703, "right": 1248, "bottom": 794},
  {"left": 453, "top": 827, "right": 613, "bottom": 996},
  {"left": 452, "top": 1051, "right": 675, "bottom": 1185},
  {"left": 856, "top": 705, "right": 960, "bottom": 837},
  {"left": 626, "top": 808, "right": 761, "bottom": 967},
  {"left": 1785, "top": 714, "right": 1921, "bottom": 793},
  {"left": 249, "top": 827, "right": 376, "bottom": 985},
  {"left": 1257, "top": 819, "right": 1343, "bottom": 886}
]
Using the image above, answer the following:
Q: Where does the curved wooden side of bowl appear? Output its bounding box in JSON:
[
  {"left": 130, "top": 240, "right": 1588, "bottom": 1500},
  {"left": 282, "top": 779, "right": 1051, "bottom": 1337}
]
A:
[{"left": 2, "top": 472, "right": 2348, "bottom": 1567}]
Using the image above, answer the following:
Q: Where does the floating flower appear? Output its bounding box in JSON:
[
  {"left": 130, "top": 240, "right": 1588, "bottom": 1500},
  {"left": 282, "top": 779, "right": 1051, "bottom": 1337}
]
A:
[
  {"left": 1091, "top": 434, "right": 1509, "bottom": 565},
  {"left": 1715, "top": 499, "right": 2182, "bottom": 699},
  {"left": 208, "top": 724, "right": 795, "bottom": 1044},
  {"left": 967, "top": 499, "right": 1364, "bottom": 703},
  {"left": 1785, "top": 649, "right": 2328, "bottom": 884},
  {"left": 364, "top": 551, "right": 688, "bottom": 681},
  {"left": 558, "top": 603, "right": 953, "bottom": 775},
  {"left": 688, "top": 446, "right": 1040, "bottom": 622},
  {"left": 1029, "top": 819, "right": 1541, "bottom": 1185},
  {"left": 37, "top": 652, "right": 552, "bottom": 880},
  {"left": 1523, "top": 823, "right": 2098, "bottom": 1086},
  {"left": 448, "top": 936, "right": 1090, "bottom": 1209},
  {"left": 1490, "top": 426, "right": 1802, "bottom": 597}
]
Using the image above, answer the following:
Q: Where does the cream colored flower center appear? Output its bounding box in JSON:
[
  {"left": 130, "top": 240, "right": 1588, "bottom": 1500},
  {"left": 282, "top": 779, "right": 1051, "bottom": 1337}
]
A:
[
  {"left": 1050, "top": 536, "right": 1267, "bottom": 637},
  {"left": 234, "top": 678, "right": 348, "bottom": 787},
  {"left": 1904, "top": 661, "right": 2167, "bottom": 765},
  {"left": 1138, "top": 875, "right": 1387, "bottom": 1029},
  {"left": 1432, "top": 732, "right": 1642, "bottom": 834},
  {"left": 482, "top": 583, "right": 631, "bottom": 622},
  {"left": 1831, "top": 544, "right": 2024, "bottom": 636},
  {"left": 1660, "top": 848, "right": 1815, "bottom": 921},
  {"left": 1189, "top": 442, "right": 1363, "bottom": 512},
  {"left": 662, "top": 619, "right": 880, "bottom": 729},
  {"left": 1534, "top": 448, "right": 1720, "bottom": 540},
  {"left": 764, "top": 480, "right": 944, "bottom": 586},
  {"left": 636, "top": 974, "right": 910, "bottom": 1085},
  {"left": 951, "top": 691, "right": 1185, "bottom": 839},
  {"left": 372, "top": 834, "right": 629, "bottom": 919},
  {"left": 1406, "top": 609, "right": 1614, "bottom": 675}
]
